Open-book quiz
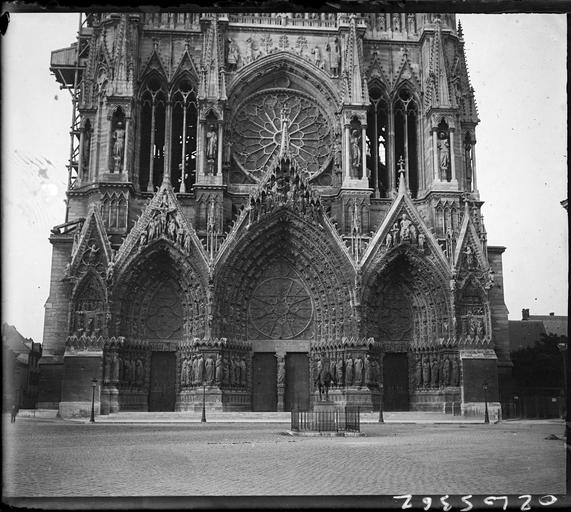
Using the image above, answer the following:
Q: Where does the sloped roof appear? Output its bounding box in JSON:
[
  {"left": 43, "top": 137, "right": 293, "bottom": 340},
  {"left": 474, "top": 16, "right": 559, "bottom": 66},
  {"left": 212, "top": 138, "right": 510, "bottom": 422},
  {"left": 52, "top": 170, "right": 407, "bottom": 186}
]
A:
[
  {"left": 528, "top": 315, "right": 568, "bottom": 337},
  {"left": 508, "top": 320, "right": 546, "bottom": 352},
  {"left": 2, "top": 323, "right": 34, "bottom": 355}
]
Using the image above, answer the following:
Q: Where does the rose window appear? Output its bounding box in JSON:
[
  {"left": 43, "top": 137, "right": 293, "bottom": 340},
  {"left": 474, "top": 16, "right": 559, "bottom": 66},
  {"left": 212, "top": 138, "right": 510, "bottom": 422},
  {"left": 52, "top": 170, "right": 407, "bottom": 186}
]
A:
[
  {"left": 231, "top": 90, "right": 333, "bottom": 180},
  {"left": 249, "top": 277, "right": 313, "bottom": 339}
]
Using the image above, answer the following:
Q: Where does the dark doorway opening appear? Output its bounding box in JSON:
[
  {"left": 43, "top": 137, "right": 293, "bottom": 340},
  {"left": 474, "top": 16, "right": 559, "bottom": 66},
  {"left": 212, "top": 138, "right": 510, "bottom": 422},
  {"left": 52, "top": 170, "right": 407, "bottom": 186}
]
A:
[
  {"left": 285, "top": 353, "right": 309, "bottom": 411},
  {"left": 149, "top": 351, "right": 176, "bottom": 412},
  {"left": 252, "top": 353, "right": 277, "bottom": 411},
  {"left": 383, "top": 352, "right": 409, "bottom": 411}
]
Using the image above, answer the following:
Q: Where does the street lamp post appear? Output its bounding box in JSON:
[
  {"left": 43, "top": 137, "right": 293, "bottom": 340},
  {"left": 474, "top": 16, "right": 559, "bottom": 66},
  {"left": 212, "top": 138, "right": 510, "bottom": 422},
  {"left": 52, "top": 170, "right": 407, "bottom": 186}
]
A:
[
  {"left": 378, "top": 383, "right": 384, "bottom": 423},
  {"left": 557, "top": 342, "right": 567, "bottom": 419},
  {"left": 90, "top": 378, "right": 97, "bottom": 423},
  {"left": 201, "top": 379, "right": 207, "bottom": 423},
  {"left": 483, "top": 381, "right": 489, "bottom": 424}
]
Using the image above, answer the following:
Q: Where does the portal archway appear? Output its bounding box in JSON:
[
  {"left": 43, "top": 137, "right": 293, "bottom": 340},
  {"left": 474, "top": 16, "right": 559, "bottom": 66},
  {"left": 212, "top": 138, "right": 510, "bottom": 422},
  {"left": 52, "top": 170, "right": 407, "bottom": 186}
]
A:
[{"left": 363, "top": 246, "right": 452, "bottom": 410}]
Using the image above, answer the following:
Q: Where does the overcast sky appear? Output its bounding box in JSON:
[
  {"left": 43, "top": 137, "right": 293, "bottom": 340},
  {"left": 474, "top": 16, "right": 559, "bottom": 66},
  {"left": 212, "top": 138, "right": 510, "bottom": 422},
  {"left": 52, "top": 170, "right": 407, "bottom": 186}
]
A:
[{"left": 1, "top": 13, "right": 567, "bottom": 342}]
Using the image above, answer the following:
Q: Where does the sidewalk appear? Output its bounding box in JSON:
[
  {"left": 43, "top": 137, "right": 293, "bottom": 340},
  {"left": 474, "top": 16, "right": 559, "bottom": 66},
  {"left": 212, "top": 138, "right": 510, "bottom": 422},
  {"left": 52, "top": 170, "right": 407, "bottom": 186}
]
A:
[{"left": 13, "top": 409, "right": 548, "bottom": 424}]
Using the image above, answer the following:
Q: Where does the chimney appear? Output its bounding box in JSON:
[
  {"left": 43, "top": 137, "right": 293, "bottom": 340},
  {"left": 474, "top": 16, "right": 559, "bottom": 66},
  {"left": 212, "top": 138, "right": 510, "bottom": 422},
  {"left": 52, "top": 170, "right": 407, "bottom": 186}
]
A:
[
  {"left": 549, "top": 312, "right": 554, "bottom": 316},
  {"left": 522, "top": 308, "right": 529, "bottom": 320}
]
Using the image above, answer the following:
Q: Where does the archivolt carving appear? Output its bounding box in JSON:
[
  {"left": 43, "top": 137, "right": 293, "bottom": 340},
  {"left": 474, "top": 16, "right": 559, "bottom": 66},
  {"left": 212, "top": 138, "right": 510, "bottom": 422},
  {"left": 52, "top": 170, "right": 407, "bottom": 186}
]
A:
[
  {"left": 363, "top": 248, "right": 452, "bottom": 348},
  {"left": 214, "top": 211, "right": 354, "bottom": 341}
]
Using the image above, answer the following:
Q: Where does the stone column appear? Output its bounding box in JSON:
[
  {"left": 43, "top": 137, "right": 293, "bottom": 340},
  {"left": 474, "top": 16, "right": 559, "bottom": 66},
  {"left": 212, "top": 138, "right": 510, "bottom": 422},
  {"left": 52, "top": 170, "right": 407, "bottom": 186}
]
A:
[
  {"left": 163, "top": 100, "right": 173, "bottom": 185},
  {"left": 147, "top": 99, "right": 156, "bottom": 192},
  {"left": 276, "top": 352, "right": 286, "bottom": 412},
  {"left": 471, "top": 141, "right": 478, "bottom": 192},
  {"left": 122, "top": 116, "right": 130, "bottom": 176},
  {"left": 449, "top": 129, "right": 456, "bottom": 182},
  {"left": 216, "top": 122, "right": 223, "bottom": 177},
  {"left": 432, "top": 129, "right": 439, "bottom": 181},
  {"left": 387, "top": 102, "right": 395, "bottom": 193},
  {"left": 344, "top": 123, "right": 351, "bottom": 181},
  {"left": 361, "top": 124, "right": 367, "bottom": 181}
]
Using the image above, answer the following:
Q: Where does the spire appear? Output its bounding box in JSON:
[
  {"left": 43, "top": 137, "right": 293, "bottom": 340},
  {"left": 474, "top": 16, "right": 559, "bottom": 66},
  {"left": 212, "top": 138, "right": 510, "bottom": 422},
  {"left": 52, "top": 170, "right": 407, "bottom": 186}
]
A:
[
  {"left": 457, "top": 20, "right": 464, "bottom": 39},
  {"left": 344, "top": 14, "right": 366, "bottom": 104},
  {"left": 201, "top": 15, "right": 223, "bottom": 100},
  {"left": 397, "top": 155, "right": 407, "bottom": 195},
  {"left": 427, "top": 17, "right": 452, "bottom": 108}
]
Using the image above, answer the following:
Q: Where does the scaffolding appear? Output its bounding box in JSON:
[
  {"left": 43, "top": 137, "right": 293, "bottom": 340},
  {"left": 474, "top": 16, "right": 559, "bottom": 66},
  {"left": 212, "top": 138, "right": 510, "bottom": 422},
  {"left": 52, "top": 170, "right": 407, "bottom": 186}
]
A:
[{"left": 50, "top": 13, "right": 92, "bottom": 221}]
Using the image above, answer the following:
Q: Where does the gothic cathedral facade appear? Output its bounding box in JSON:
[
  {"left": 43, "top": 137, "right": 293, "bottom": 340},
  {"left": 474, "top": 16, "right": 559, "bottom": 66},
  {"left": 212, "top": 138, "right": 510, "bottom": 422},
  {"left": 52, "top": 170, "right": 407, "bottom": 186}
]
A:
[{"left": 39, "top": 12, "right": 511, "bottom": 417}]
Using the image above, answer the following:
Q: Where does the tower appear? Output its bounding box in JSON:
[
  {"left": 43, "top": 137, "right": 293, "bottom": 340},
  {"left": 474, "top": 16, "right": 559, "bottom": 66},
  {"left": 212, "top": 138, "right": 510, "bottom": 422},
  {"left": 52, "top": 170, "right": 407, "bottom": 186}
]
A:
[{"left": 39, "top": 12, "right": 510, "bottom": 418}]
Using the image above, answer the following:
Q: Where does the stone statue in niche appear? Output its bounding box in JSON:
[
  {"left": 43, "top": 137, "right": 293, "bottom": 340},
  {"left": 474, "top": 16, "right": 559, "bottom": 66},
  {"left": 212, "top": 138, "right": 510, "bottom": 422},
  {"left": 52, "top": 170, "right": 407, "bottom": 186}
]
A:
[
  {"left": 215, "top": 354, "right": 223, "bottom": 385},
  {"left": 181, "top": 358, "right": 187, "bottom": 386},
  {"left": 438, "top": 133, "right": 450, "bottom": 179},
  {"left": 336, "top": 356, "right": 344, "bottom": 386},
  {"left": 442, "top": 355, "right": 451, "bottom": 386},
  {"left": 350, "top": 130, "right": 361, "bottom": 177},
  {"left": 167, "top": 216, "right": 177, "bottom": 241},
  {"left": 136, "top": 359, "right": 145, "bottom": 386},
  {"left": 205, "top": 356, "right": 214, "bottom": 384},
  {"left": 451, "top": 356, "right": 460, "bottom": 386},
  {"left": 112, "top": 353, "right": 119, "bottom": 382},
  {"left": 104, "top": 354, "right": 112, "bottom": 382},
  {"left": 415, "top": 354, "right": 422, "bottom": 388},
  {"left": 385, "top": 232, "right": 393, "bottom": 248},
  {"left": 364, "top": 354, "right": 373, "bottom": 385},
  {"left": 392, "top": 13, "right": 401, "bottom": 31},
  {"left": 390, "top": 222, "right": 400, "bottom": 245},
  {"left": 407, "top": 13, "right": 416, "bottom": 33},
  {"left": 345, "top": 355, "right": 354, "bottom": 386},
  {"left": 277, "top": 356, "right": 285, "bottom": 385},
  {"left": 227, "top": 39, "right": 240, "bottom": 71},
  {"left": 354, "top": 357, "right": 363, "bottom": 387},
  {"left": 430, "top": 356, "right": 439, "bottom": 387},
  {"left": 191, "top": 354, "right": 198, "bottom": 385},
  {"left": 422, "top": 355, "right": 431, "bottom": 388},
  {"left": 326, "top": 38, "right": 340, "bottom": 77},
  {"left": 240, "top": 357, "right": 247, "bottom": 387},
  {"left": 206, "top": 125, "right": 218, "bottom": 161},
  {"left": 311, "top": 46, "right": 324, "bottom": 69},
  {"left": 111, "top": 121, "right": 125, "bottom": 173},
  {"left": 400, "top": 213, "right": 413, "bottom": 242},
  {"left": 418, "top": 232, "right": 426, "bottom": 251}
]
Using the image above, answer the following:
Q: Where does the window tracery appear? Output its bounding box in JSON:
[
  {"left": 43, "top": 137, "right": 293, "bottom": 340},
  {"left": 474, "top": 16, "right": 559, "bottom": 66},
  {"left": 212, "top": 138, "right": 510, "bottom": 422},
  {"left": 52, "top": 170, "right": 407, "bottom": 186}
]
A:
[
  {"left": 366, "top": 86, "right": 389, "bottom": 197},
  {"left": 230, "top": 89, "right": 333, "bottom": 180},
  {"left": 394, "top": 87, "right": 419, "bottom": 198}
]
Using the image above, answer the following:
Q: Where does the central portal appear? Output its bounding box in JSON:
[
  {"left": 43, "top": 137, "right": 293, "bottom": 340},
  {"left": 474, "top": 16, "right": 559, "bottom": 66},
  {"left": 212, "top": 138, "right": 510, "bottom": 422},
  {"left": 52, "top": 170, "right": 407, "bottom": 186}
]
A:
[{"left": 149, "top": 352, "right": 176, "bottom": 412}]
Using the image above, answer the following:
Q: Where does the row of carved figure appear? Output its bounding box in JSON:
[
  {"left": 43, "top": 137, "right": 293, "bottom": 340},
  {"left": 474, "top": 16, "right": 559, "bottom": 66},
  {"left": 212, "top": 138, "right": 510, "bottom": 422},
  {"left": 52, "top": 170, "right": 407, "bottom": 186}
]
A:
[
  {"left": 412, "top": 352, "right": 461, "bottom": 389},
  {"left": 138, "top": 205, "right": 193, "bottom": 253},
  {"left": 310, "top": 353, "right": 381, "bottom": 388},
  {"left": 248, "top": 179, "right": 322, "bottom": 224},
  {"left": 385, "top": 212, "right": 426, "bottom": 251},
  {"left": 227, "top": 35, "right": 342, "bottom": 77},
  {"left": 103, "top": 352, "right": 146, "bottom": 387},
  {"left": 180, "top": 353, "right": 248, "bottom": 388}
]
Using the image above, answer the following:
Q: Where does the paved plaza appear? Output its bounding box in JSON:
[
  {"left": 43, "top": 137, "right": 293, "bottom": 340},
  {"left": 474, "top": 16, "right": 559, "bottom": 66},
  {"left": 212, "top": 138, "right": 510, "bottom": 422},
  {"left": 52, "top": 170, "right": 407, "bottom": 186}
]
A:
[{"left": 2, "top": 414, "right": 566, "bottom": 502}]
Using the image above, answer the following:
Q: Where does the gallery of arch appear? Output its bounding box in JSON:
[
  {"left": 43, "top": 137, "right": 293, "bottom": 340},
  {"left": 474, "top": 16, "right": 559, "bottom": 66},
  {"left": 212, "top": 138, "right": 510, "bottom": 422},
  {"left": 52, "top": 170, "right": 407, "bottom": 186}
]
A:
[{"left": 40, "top": 12, "right": 509, "bottom": 417}]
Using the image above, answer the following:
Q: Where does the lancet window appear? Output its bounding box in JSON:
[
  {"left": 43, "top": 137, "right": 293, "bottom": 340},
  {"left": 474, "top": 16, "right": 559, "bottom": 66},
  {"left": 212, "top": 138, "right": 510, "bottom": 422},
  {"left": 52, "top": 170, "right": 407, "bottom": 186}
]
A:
[
  {"left": 102, "top": 192, "right": 128, "bottom": 231},
  {"left": 139, "top": 76, "right": 167, "bottom": 192},
  {"left": 366, "top": 86, "right": 389, "bottom": 197},
  {"left": 394, "top": 87, "right": 419, "bottom": 198},
  {"left": 170, "top": 77, "right": 197, "bottom": 193}
]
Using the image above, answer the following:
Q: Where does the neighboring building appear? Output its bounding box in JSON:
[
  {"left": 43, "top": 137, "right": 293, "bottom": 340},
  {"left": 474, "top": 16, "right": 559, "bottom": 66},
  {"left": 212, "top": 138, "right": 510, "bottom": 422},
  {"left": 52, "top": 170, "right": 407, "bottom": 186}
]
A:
[
  {"left": 39, "top": 12, "right": 510, "bottom": 418},
  {"left": 508, "top": 309, "right": 568, "bottom": 352},
  {"left": 2, "top": 323, "right": 42, "bottom": 410}
]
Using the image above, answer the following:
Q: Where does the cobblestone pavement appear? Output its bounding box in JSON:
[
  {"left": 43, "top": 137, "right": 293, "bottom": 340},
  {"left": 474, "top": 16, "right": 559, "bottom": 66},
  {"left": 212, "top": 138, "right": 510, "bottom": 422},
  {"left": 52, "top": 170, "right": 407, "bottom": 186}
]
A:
[{"left": 3, "top": 417, "right": 565, "bottom": 497}]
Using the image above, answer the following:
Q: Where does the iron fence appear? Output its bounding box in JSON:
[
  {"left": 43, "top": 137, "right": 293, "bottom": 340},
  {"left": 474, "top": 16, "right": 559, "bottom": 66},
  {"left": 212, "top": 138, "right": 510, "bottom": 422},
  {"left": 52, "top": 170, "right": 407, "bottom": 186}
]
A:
[{"left": 290, "top": 406, "right": 360, "bottom": 433}]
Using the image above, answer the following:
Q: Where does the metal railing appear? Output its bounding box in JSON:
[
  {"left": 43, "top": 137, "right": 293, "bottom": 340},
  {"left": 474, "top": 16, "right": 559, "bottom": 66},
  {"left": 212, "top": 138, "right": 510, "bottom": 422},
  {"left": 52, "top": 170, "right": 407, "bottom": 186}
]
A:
[{"left": 291, "top": 406, "right": 360, "bottom": 433}]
